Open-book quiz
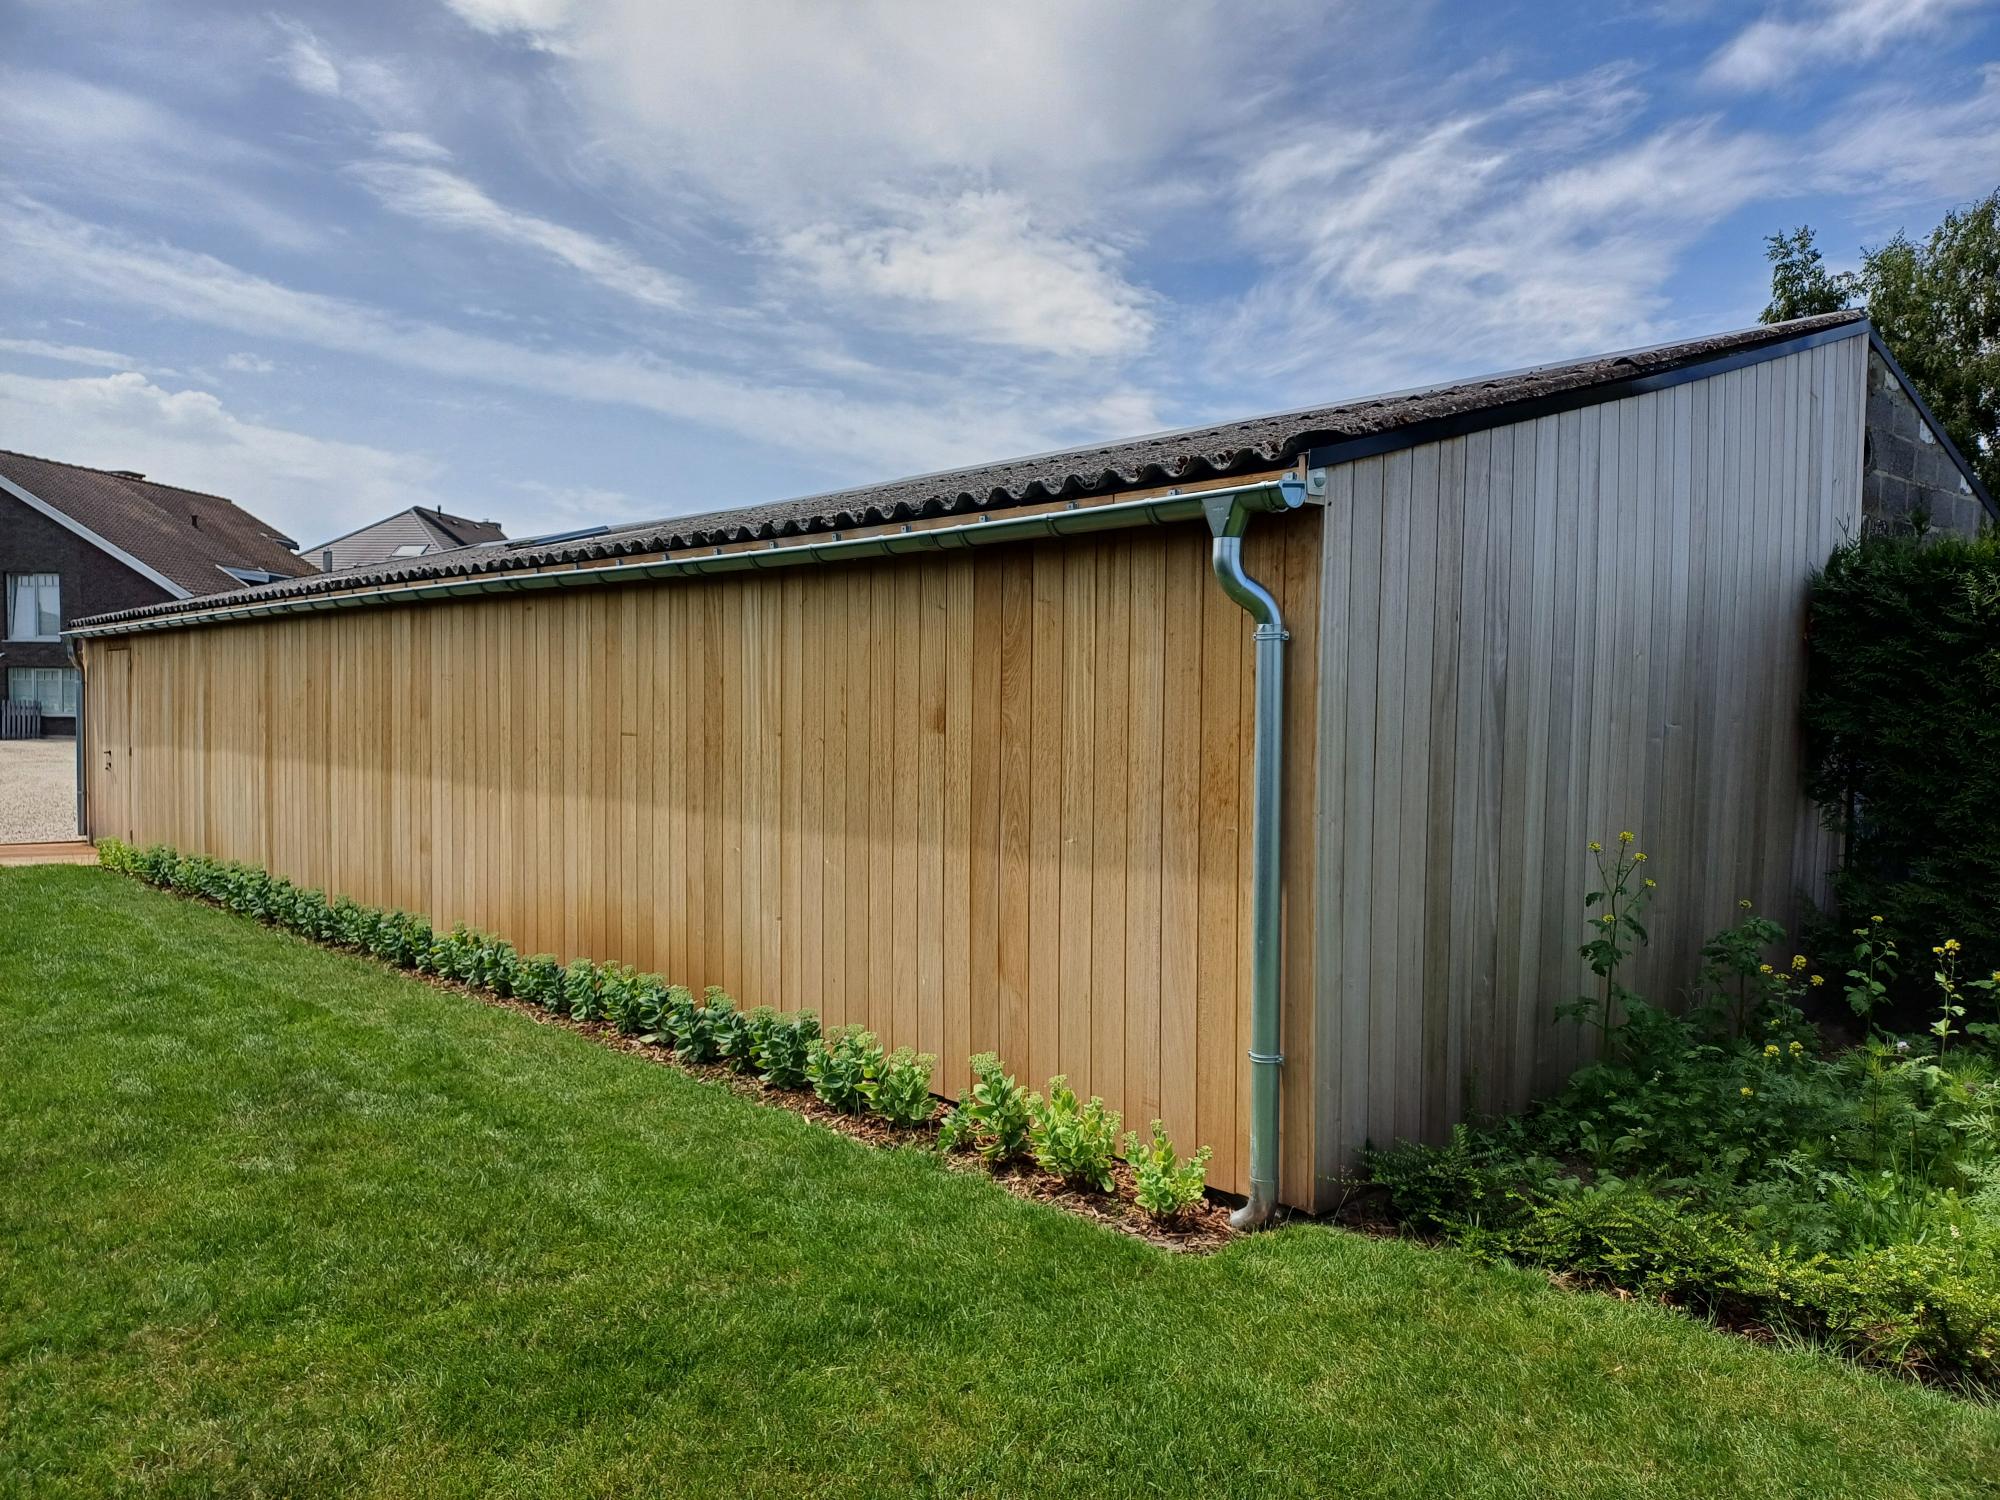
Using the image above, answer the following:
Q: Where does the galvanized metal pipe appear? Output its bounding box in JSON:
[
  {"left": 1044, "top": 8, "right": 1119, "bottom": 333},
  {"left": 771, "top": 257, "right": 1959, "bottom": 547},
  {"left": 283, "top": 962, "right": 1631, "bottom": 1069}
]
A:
[{"left": 1201, "top": 483, "right": 1302, "bottom": 1230}]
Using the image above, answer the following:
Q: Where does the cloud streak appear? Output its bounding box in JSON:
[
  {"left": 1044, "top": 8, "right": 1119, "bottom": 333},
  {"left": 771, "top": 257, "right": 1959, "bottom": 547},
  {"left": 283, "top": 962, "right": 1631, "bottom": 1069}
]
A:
[
  {"left": 350, "top": 160, "right": 691, "bottom": 311},
  {"left": 1705, "top": 0, "right": 1988, "bottom": 89}
]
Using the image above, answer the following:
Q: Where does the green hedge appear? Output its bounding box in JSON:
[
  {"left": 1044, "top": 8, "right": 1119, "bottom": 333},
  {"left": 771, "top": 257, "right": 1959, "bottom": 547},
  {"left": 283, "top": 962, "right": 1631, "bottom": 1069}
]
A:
[
  {"left": 1805, "top": 532, "right": 2000, "bottom": 974},
  {"left": 92, "top": 840, "right": 1215, "bottom": 1226}
]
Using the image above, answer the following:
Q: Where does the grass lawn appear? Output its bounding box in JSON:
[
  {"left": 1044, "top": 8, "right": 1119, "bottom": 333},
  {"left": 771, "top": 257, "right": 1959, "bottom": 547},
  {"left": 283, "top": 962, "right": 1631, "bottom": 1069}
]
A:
[{"left": 5, "top": 867, "right": 1998, "bottom": 1499}]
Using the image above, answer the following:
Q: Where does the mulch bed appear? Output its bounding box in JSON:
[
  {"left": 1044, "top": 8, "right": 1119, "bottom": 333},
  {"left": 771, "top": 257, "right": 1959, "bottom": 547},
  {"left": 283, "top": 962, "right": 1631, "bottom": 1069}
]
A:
[{"left": 428, "top": 974, "right": 1239, "bottom": 1254}]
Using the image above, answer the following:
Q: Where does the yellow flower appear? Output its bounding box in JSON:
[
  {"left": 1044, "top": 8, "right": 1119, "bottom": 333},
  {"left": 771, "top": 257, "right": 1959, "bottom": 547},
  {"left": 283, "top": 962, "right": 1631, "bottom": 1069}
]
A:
[
  {"left": 1791, "top": 954, "right": 1808, "bottom": 971},
  {"left": 1643, "top": 878, "right": 1656, "bottom": 889},
  {"left": 1789, "top": 1040, "right": 1804, "bottom": 1054},
  {"left": 1619, "top": 831, "right": 1635, "bottom": 844},
  {"left": 1600, "top": 913, "right": 1617, "bottom": 925},
  {"left": 1808, "top": 974, "right": 1824, "bottom": 988},
  {"left": 1739, "top": 899, "right": 1754, "bottom": 910},
  {"left": 1870, "top": 915, "right": 1884, "bottom": 924},
  {"left": 1944, "top": 938, "right": 1962, "bottom": 953},
  {"left": 1588, "top": 841, "right": 1602, "bottom": 853},
  {"left": 1633, "top": 852, "right": 1647, "bottom": 863},
  {"left": 1932, "top": 945, "right": 1945, "bottom": 957},
  {"left": 1764, "top": 1044, "right": 1779, "bottom": 1057},
  {"left": 1740, "top": 1087, "right": 1754, "bottom": 1098},
  {"left": 1758, "top": 963, "right": 1774, "bottom": 975}
]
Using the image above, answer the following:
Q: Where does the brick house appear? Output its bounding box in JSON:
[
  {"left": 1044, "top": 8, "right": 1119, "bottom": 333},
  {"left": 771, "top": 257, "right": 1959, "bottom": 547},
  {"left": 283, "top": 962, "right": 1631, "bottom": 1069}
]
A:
[{"left": 0, "top": 450, "right": 314, "bottom": 735}]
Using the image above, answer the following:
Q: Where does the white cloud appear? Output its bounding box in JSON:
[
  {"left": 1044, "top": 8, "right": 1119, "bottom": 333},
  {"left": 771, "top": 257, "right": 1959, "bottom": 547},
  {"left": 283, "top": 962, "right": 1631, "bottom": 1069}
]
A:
[
  {"left": 1813, "top": 62, "right": 2000, "bottom": 204},
  {"left": 0, "top": 369, "right": 444, "bottom": 544},
  {"left": 375, "top": 130, "right": 454, "bottom": 163},
  {"left": 1218, "top": 78, "right": 1786, "bottom": 393},
  {"left": 277, "top": 23, "right": 343, "bottom": 98},
  {"left": 0, "top": 68, "right": 323, "bottom": 250},
  {"left": 0, "top": 337, "right": 139, "bottom": 371},
  {"left": 349, "top": 161, "right": 689, "bottom": 311},
  {"left": 269, "top": 19, "right": 418, "bottom": 125},
  {"left": 550, "top": 0, "right": 1274, "bottom": 205},
  {"left": 223, "top": 352, "right": 276, "bottom": 374},
  {"left": 441, "top": 0, "right": 578, "bottom": 41},
  {"left": 0, "top": 199, "right": 1071, "bottom": 482},
  {"left": 1705, "top": 0, "right": 1987, "bottom": 89},
  {"left": 779, "top": 192, "right": 1153, "bottom": 359}
]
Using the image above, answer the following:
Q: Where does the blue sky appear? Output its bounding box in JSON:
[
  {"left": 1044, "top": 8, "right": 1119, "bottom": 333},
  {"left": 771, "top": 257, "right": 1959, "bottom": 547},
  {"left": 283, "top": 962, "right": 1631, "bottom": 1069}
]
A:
[{"left": 1, "top": 0, "right": 1995, "bottom": 549}]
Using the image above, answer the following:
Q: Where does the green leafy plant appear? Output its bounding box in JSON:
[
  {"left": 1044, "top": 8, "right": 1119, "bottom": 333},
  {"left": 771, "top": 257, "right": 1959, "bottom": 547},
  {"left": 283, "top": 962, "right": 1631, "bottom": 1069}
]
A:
[
  {"left": 512, "top": 954, "right": 565, "bottom": 1011},
  {"left": 752, "top": 1011, "right": 819, "bottom": 1089},
  {"left": 1843, "top": 916, "right": 1899, "bottom": 1019},
  {"left": 1124, "top": 1121, "right": 1213, "bottom": 1223},
  {"left": 1693, "top": 900, "right": 1791, "bottom": 1040},
  {"left": 662, "top": 986, "right": 715, "bottom": 1062},
  {"left": 868, "top": 1048, "right": 937, "bottom": 1127},
  {"left": 954, "top": 1053, "right": 1034, "bottom": 1165},
  {"left": 563, "top": 959, "right": 604, "bottom": 1023},
  {"left": 598, "top": 965, "right": 666, "bottom": 1036},
  {"left": 806, "top": 1026, "right": 882, "bottom": 1114},
  {"left": 1932, "top": 940, "right": 1969, "bottom": 1060},
  {"left": 1557, "top": 833, "right": 1655, "bottom": 1039},
  {"left": 702, "top": 989, "right": 758, "bottom": 1071},
  {"left": 1028, "top": 1076, "right": 1121, "bottom": 1192}
]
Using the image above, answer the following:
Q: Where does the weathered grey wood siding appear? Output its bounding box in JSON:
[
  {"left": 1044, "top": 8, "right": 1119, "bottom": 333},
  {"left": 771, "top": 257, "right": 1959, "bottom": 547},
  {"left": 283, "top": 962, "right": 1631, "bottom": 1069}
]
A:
[{"left": 1309, "top": 331, "right": 1867, "bottom": 1207}]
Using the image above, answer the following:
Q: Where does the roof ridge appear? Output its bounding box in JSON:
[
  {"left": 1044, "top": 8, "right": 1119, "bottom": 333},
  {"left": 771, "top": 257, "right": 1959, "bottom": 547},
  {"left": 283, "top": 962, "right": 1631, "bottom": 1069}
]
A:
[
  {"left": 0, "top": 446, "right": 262, "bottom": 510},
  {"left": 67, "top": 311, "right": 1874, "bottom": 633}
]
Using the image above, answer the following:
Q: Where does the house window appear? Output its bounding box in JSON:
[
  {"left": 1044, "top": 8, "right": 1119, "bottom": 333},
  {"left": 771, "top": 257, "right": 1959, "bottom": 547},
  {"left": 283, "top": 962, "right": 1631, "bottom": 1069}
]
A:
[
  {"left": 4, "top": 573, "right": 61, "bottom": 640},
  {"left": 7, "top": 666, "right": 79, "bottom": 716},
  {"left": 391, "top": 543, "right": 429, "bottom": 557}
]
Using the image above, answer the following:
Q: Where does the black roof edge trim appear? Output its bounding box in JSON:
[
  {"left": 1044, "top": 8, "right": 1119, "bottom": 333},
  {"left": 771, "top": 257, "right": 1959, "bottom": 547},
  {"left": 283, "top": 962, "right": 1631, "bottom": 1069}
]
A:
[
  {"left": 1306, "top": 319, "right": 1866, "bottom": 472},
  {"left": 1865, "top": 328, "right": 1997, "bottom": 523}
]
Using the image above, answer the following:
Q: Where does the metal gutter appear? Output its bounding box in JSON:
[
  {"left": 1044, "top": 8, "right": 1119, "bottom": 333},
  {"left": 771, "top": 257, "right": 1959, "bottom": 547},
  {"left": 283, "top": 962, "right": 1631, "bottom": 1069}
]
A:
[
  {"left": 66, "top": 478, "right": 1307, "bottom": 640},
  {"left": 1201, "top": 481, "right": 1306, "bottom": 1229}
]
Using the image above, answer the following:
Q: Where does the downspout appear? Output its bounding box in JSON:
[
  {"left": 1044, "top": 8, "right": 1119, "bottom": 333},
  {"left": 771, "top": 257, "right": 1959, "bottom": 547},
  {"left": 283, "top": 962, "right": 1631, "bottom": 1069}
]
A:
[
  {"left": 1202, "top": 478, "right": 1305, "bottom": 1230},
  {"left": 64, "top": 635, "right": 86, "bottom": 839}
]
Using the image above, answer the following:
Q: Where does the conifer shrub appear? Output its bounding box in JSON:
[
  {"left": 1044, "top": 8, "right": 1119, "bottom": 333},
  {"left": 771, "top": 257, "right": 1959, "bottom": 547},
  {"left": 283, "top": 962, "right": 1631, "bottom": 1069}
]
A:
[{"left": 1807, "top": 532, "right": 2000, "bottom": 977}]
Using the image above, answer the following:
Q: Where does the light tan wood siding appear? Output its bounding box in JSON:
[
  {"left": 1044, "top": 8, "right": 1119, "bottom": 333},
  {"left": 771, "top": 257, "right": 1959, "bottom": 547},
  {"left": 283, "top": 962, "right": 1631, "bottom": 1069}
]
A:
[
  {"left": 82, "top": 510, "right": 1323, "bottom": 1203},
  {"left": 1310, "top": 334, "right": 1866, "bottom": 1205}
]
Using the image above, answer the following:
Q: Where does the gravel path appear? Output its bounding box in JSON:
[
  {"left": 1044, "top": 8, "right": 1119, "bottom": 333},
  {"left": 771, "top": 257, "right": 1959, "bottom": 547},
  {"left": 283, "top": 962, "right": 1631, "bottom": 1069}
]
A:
[{"left": 0, "top": 739, "right": 78, "bottom": 842}]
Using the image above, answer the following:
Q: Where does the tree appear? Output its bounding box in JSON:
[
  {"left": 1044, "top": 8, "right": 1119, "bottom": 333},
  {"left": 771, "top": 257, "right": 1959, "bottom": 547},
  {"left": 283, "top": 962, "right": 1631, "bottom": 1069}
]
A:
[
  {"left": 1761, "top": 226, "right": 1854, "bottom": 322},
  {"left": 1761, "top": 192, "right": 1999, "bottom": 499}
]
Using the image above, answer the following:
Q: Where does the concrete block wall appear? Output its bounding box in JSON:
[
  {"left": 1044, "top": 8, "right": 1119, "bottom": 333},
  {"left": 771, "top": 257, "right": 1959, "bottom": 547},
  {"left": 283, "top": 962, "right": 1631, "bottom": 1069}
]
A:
[{"left": 1863, "top": 348, "right": 1987, "bottom": 538}]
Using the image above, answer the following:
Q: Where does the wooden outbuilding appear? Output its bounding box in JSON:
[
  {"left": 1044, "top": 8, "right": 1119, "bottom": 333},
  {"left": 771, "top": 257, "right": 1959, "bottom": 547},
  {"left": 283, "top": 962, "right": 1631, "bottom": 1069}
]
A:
[{"left": 66, "top": 311, "right": 1995, "bottom": 1213}]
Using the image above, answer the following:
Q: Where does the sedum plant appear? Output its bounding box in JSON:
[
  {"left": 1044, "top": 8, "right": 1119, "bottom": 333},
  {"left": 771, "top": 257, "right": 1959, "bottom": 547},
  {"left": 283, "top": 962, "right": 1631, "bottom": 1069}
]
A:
[
  {"left": 754, "top": 1011, "right": 819, "bottom": 1089},
  {"left": 1124, "top": 1121, "right": 1214, "bottom": 1223},
  {"left": 711, "top": 993, "right": 765, "bottom": 1072},
  {"left": 868, "top": 1048, "right": 937, "bottom": 1127},
  {"left": 662, "top": 986, "right": 715, "bottom": 1062},
  {"left": 806, "top": 1026, "right": 882, "bottom": 1113},
  {"left": 954, "top": 1053, "right": 1034, "bottom": 1164},
  {"left": 513, "top": 954, "right": 566, "bottom": 1012},
  {"left": 563, "top": 958, "right": 604, "bottom": 1023},
  {"left": 1028, "top": 1076, "right": 1121, "bottom": 1192}
]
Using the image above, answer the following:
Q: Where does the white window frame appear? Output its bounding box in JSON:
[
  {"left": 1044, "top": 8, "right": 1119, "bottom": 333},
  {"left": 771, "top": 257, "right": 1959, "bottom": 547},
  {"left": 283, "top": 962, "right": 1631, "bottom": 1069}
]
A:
[
  {"left": 5, "top": 572, "right": 61, "bottom": 641},
  {"left": 6, "top": 666, "right": 79, "bottom": 716}
]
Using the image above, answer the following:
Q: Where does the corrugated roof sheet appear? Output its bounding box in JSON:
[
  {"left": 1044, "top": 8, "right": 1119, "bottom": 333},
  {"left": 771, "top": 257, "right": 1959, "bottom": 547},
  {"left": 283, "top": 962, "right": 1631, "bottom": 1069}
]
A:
[
  {"left": 0, "top": 449, "right": 318, "bottom": 597},
  {"left": 72, "top": 311, "right": 1867, "bottom": 630}
]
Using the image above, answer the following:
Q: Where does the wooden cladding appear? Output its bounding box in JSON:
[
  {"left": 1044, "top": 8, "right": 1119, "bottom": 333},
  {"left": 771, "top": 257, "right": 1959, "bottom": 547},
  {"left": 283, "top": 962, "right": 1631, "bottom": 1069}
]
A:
[
  {"left": 1312, "top": 334, "right": 1867, "bottom": 1197},
  {"left": 84, "top": 511, "right": 1323, "bottom": 1202}
]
